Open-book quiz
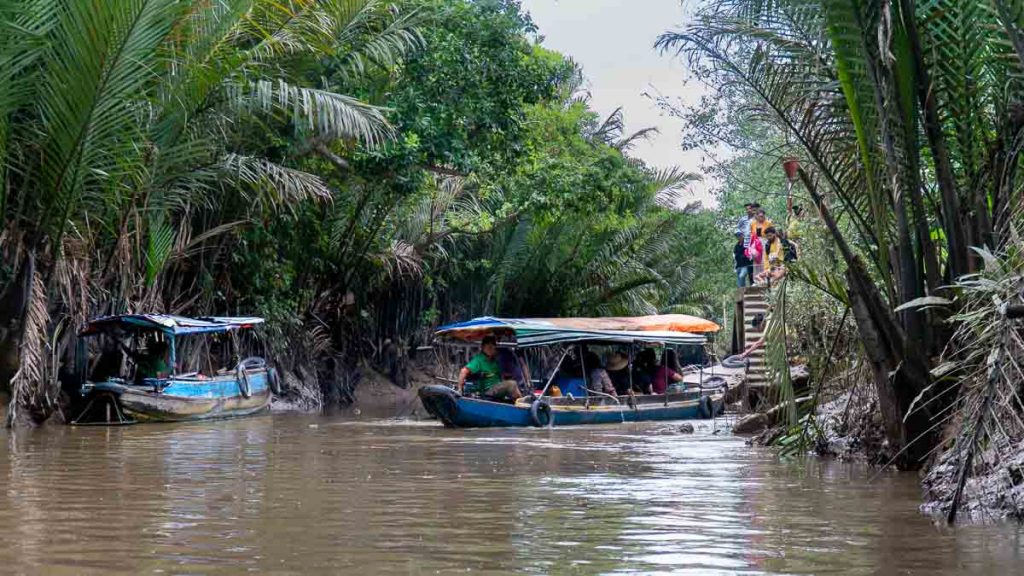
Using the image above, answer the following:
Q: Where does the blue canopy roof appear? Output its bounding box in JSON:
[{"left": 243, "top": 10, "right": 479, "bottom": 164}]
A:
[
  {"left": 435, "top": 316, "right": 709, "bottom": 348},
  {"left": 80, "top": 314, "right": 264, "bottom": 336}
]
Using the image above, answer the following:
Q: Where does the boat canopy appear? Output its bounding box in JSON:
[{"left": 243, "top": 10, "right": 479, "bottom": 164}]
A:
[
  {"left": 80, "top": 314, "right": 265, "bottom": 336},
  {"left": 435, "top": 316, "right": 718, "bottom": 348}
]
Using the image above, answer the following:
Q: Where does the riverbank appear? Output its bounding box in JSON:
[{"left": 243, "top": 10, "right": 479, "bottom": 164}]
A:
[
  {"left": 737, "top": 387, "right": 891, "bottom": 465},
  {"left": 272, "top": 362, "right": 434, "bottom": 420},
  {"left": 734, "top": 372, "right": 1024, "bottom": 523}
]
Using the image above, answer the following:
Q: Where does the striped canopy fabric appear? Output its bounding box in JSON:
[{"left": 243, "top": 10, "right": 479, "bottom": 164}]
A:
[
  {"left": 80, "top": 314, "right": 265, "bottom": 336},
  {"left": 435, "top": 316, "right": 716, "bottom": 348}
]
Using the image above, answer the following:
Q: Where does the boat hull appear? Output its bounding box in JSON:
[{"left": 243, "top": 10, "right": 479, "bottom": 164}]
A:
[
  {"left": 418, "top": 385, "right": 725, "bottom": 428},
  {"left": 77, "top": 371, "right": 272, "bottom": 424}
]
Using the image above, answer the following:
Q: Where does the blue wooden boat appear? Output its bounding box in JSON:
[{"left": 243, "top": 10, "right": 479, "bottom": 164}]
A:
[
  {"left": 420, "top": 385, "right": 724, "bottom": 428},
  {"left": 73, "top": 314, "right": 278, "bottom": 424},
  {"left": 421, "top": 316, "right": 727, "bottom": 428}
]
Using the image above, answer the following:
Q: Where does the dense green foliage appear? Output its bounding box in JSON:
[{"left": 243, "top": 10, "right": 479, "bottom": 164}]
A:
[
  {"left": 0, "top": 0, "right": 716, "bottom": 421},
  {"left": 661, "top": 0, "right": 1024, "bottom": 502}
]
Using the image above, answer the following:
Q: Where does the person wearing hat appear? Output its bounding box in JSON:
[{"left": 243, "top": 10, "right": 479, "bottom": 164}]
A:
[
  {"left": 457, "top": 335, "right": 522, "bottom": 400},
  {"left": 734, "top": 230, "right": 753, "bottom": 287},
  {"left": 605, "top": 351, "right": 633, "bottom": 396}
]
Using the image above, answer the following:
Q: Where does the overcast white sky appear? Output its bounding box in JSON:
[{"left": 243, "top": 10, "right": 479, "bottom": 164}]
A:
[{"left": 519, "top": 0, "right": 712, "bottom": 202}]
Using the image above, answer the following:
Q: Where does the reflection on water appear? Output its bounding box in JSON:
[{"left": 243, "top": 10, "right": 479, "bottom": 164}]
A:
[{"left": 0, "top": 415, "right": 1021, "bottom": 575}]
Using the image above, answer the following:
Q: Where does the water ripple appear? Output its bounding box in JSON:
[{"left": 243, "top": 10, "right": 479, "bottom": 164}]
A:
[{"left": 0, "top": 416, "right": 1020, "bottom": 574}]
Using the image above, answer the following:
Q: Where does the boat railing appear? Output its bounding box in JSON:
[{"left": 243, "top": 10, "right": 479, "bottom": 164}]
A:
[
  {"left": 582, "top": 387, "right": 628, "bottom": 422},
  {"left": 582, "top": 387, "right": 622, "bottom": 405}
]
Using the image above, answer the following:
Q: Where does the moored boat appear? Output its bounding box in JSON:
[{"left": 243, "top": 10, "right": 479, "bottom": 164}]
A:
[
  {"left": 72, "top": 314, "right": 279, "bottom": 424},
  {"left": 420, "top": 315, "right": 727, "bottom": 428}
]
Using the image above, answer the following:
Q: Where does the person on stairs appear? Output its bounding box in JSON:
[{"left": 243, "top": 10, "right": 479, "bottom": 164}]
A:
[
  {"left": 749, "top": 208, "right": 773, "bottom": 242},
  {"left": 740, "top": 313, "right": 767, "bottom": 360},
  {"left": 755, "top": 227, "right": 788, "bottom": 284},
  {"left": 737, "top": 202, "right": 758, "bottom": 249},
  {"left": 734, "top": 231, "right": 754, "bottom": 287}
]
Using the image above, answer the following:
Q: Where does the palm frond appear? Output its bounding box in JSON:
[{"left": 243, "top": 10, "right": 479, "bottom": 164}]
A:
[
  {"left": 7, "top": 260, "right": 51, "bottom": 426},
  {"left": 33, "top": 0, "right": 184, "bottom": 241},
  {"left": 332, "top": 1, "right": 425, "bottom": 80},
  {"left": 145, "top": 210, "right": 174, "bottom": 286},
  {"left": 648, "top": 167, "right": 700, "bottom": 209},
  {"left": 764, "top": 278, "right": 796, "bottom": 425},
  {"left": 615, "top": 126, "right": 659, "bottom": 152},
  {"left": 219, "top": 153, "right": 332, "bottom": 209},
  {"left": 589, "top": 106, "right": 624, "bottom": 145},
  {"left": 237, "top": 79, "right": 393, "bottom": 145}
]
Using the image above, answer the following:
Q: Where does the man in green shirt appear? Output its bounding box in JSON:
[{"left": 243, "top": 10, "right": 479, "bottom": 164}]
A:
[
  {"left": 457, "top": 335, "right": 522, "bottom": 400},
  {"left": 132, "top": 339, "right": 171, "bottom": 384}
]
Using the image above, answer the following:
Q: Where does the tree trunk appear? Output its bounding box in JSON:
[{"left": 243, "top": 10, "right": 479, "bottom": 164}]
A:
[
  {"left": 0, "top": 252, "right": 33, "bottom": 394},
  {"left": 845, "top": 261, "right": 935, "bottom": 468},
  {"left": 898, "top": 0, "right": 970, "bottom": 279},
  {"left": 801, "top": 170, "right": 936, "bottom": 468}
]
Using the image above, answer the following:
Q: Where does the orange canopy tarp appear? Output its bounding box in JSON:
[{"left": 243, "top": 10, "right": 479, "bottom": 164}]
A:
[{"left": 526, "top": 314, "right": 720, "bottom": 334}]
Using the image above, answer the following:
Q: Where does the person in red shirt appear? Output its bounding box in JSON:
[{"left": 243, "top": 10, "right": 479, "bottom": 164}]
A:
[{"left": 651, "top": 349, "right": 685, "bottom": 394}]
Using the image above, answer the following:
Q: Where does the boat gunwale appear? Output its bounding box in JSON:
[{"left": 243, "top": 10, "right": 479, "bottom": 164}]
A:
[
  {"left": 88, "top": 369, "right": 270, "bottom": 398},
  {"left": 86, "top": 366, "right": 271, "bottom": 387}
]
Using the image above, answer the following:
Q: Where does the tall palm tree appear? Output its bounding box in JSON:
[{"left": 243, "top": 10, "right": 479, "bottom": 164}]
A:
[{"left": 0, "top": 0, "right": 421, "bottom": 423}]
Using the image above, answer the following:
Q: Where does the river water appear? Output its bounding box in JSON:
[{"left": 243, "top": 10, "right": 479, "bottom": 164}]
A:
[{"left": 0, "top": 415, "right": 1021, "bottom": 575}]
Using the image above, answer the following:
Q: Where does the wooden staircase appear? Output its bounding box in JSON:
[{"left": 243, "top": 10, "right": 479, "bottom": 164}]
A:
[{"left": 738, "top": 286, "right": 769, "bottom": 391}]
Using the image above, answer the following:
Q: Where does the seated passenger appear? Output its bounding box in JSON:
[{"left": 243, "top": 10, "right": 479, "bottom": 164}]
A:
[
  {"left": 497, "top": 346, "right": 525, "bottom": 391},
  {"left": 552, "top": 347, "right": 587, "bottom": 397},
  {"left": 457, "top": 335, "right": 522, "bottom": 401},
  {"left": 584, "top": 351, "right": 616, "bottom": 397},
  {"left": 651, "top": 349, "right": 685, "bottom": 394},
  {"left": 633, "top": 348, "right": 657, "bottom": 394},
  {"left": 131, "top": 339, "right": 171, "bottom": 384},
  {"left": 91, "top": 338, "right": 125, "bottom": 382},
  {"left": 605, "top": 351, "right": 632, "bottom": 395}
]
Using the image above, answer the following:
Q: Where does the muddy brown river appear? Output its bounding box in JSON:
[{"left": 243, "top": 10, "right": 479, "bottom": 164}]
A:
[{"left": 0, "top": 415, "right": 1021, "bottom": 574}]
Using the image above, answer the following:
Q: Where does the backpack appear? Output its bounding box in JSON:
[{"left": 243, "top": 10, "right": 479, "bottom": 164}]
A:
[{"left": 783, "top": 238, "right": 798, "bottom": 262}]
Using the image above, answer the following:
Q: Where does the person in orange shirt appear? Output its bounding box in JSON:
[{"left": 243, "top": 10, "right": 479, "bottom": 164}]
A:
[
  {"left": 748, "top": 209, "right": 772, "bottom": 276},
  {"left": 749, "top": 209, "right": 773, "bottom": 241}
]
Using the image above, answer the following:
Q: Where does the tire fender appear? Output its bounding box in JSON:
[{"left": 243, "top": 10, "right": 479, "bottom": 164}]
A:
[
  {"left": 697, "top": 395, "right": 714, "bottom": 419},
  {"left": 268, "top": 367, "right": 282, "bottom": 395},
  {"left": 236, "top": 366, "right": 252, "bottom": 398},
  {"left": 530, "top": 399, "right": 553, "bottom": 427}
]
